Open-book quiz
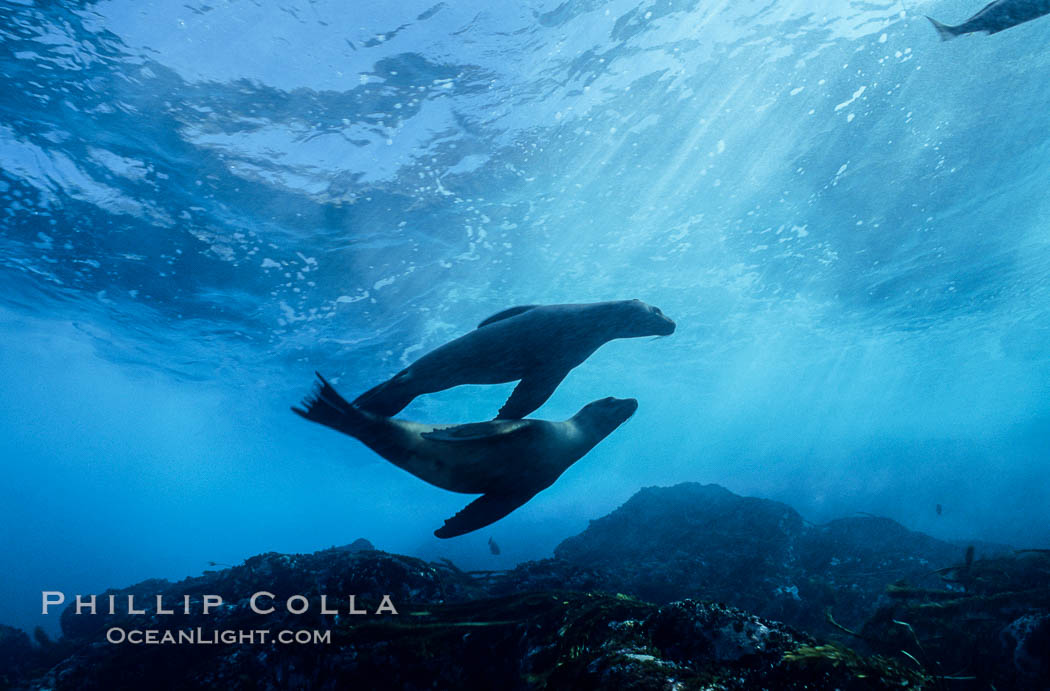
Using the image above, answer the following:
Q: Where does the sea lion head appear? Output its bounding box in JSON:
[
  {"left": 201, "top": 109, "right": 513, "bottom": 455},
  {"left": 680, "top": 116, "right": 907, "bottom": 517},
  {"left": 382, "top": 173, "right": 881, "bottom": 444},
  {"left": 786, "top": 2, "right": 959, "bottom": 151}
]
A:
[
  {"left": 608, "top": 299, "right": 676, "bottom": 337},
  {"left": 573, "top": 396, "right": 639, "bottom": 438}
]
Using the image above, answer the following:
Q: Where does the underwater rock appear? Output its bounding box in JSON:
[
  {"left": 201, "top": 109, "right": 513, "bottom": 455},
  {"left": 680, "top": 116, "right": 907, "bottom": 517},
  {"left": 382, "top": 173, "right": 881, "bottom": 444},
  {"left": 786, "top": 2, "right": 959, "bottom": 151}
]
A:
[
  {"left": 3, "top": 487, "right": 1042, "bottom": 689},
  {"left": 0, "top": 624, "right": 35, "bottom": 686},
  {"left": 57, "top": 548, "right": 480, "bottom": 642},
  {"left": 555, "top": 484, "right": 802, "bottom": 614},
  {"left": 335, "top": 538, "right": 376, "bottom": 552},
  {"left": 6, "top": 548, "right": 924, "bottom": 690},
  {"left": 861, "top": 550, "right": 1050, "bottom": 689},
  {"left": 1002, "top": 613, "right": 1050, "bottom": 682},
  {"left": 484, "top": 558, "right": 614, "bottom": 597},
  {"left": 553, "top": 483, "right": 999, "bottom": 638},
  {"left": 791, "top": 514, "right": 980, "bottom": 635}
]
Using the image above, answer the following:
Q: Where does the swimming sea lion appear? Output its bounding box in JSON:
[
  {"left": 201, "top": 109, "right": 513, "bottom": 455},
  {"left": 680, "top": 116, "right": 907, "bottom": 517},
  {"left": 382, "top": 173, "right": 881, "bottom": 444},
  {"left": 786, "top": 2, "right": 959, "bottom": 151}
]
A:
[
  {"left": 293, "top": 373, "right": 638, "bottom": 538},
  {"left": 352, "top": 299, "right": 674, "bottom": 420},
  {"left": 926, "top": 0, "right": 1050, "bottom": 40}
]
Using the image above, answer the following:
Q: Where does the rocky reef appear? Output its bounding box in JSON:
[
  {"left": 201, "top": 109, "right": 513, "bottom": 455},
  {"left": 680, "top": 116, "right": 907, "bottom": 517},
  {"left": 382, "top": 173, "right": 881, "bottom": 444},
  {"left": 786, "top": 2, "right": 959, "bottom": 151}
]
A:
[
  {"left": 552, "top": 483, "right": 1000, "bottom": 638},
  {"left": 2, "top": 483, "right": 1046, "bottom": 689},
  {"left": 862, "top": 549, "right": 1050, "bottom": 689},
  {"left": 0, "top": 626, "right": 34, "bottom": 689},
  {"left": 3, "top": 550, "right": 921, "bottom": 691}
]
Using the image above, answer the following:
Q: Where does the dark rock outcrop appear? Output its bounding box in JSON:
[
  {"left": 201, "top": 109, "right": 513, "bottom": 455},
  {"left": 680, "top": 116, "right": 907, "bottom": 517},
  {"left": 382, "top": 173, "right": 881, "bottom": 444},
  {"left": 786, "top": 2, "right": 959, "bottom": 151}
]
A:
[
  {"left": 3, "top": 484, "right": 1044, "bottom": 689},
  {"left": 0, "top": 625, "right": 35, "bottom": 688},
  {"left": 8, "top": 551, "right": 924, "bottom": 691},
  {"left": 336, "top": 538, "right": 376, "bottom": 552},
  {"left": 484, "top": 558, "right": 614, "bottom": 597},
  {"left": 58, "top": 549, "right": 479, "bottom": 642},
  {"left": 554, "top": 483, "right": 997, "bottom": 636},
  {"left": 557, "top": 484, "right": 804, "bottom": 613}
]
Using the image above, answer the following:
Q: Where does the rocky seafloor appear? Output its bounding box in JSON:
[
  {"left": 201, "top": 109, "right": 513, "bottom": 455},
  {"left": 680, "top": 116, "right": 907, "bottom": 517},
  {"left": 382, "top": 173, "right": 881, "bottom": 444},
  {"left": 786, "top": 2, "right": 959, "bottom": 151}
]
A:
[{"left": 3, "top": 483, "right": 1048, "bottom": 690}]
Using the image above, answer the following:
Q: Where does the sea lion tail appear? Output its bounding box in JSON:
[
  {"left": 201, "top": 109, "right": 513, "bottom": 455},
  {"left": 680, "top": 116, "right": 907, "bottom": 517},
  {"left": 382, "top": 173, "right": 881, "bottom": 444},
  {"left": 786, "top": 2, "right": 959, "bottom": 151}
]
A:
[
  {"left": 292, "top": 372, "right": 367, "bottom": 435},
  {"left": 926, "top": 16, "right": 960, "bottom": 41}
]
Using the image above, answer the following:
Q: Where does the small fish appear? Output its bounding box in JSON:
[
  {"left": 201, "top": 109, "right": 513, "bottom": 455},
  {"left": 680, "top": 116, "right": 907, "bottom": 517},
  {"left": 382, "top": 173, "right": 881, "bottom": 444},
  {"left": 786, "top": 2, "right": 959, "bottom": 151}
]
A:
[
  {"left": 488, "top": 536, "right": 501, "bottom": 555},
  {"left": 927, "top": 0, "right": 1050, "bottom": 40},
  {"left": 936, "top": 503, "right": 943, "bottom": 516}
]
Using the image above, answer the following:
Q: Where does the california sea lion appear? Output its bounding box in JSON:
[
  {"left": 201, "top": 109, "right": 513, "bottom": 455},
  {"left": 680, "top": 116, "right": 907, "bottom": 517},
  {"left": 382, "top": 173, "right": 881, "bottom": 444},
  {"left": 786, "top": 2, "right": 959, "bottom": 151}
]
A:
[
  {"left": 293, "top": 373, "right": 637, "bottom": 538},
  {"left": 927, "top": 0, "right": 1050, "bottom": 40},
  {"left": 352, "top": 299, "right": 674, "bottom": 420}
]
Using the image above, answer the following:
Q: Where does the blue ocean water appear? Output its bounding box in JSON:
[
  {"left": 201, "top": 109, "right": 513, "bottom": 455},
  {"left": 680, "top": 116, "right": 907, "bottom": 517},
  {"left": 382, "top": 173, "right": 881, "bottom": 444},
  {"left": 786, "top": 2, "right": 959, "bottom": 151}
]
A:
[{"left": 2, "top": 0, "right": 1048, "bottom": 635}]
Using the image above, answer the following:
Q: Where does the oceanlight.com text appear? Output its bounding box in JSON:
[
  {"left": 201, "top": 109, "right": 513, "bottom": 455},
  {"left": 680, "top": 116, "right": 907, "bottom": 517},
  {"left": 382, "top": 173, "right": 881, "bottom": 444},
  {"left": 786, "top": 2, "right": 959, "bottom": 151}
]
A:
[{"left": 105, "top": 627, "right": 332, "bottom": 645}]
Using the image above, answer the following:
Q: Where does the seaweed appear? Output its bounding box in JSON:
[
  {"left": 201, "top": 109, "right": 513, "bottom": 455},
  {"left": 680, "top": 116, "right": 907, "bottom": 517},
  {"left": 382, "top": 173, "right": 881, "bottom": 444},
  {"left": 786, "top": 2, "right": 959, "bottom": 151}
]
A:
[
  {"left": 782, "top": 643, "right": 929, "bottom": 688},
  {"left": 862, "top": 551, "right": 1050, "bottom": 689}
]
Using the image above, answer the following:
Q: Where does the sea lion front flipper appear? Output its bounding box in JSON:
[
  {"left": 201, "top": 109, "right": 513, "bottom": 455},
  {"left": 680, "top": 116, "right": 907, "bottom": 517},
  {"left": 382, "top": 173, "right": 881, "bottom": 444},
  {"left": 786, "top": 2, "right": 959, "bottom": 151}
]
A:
[
  {"left": 422, "top": 419, "right": 533, "bottom": 443},
  {"left": 434, "top": 491, "right": 538, "bottom": 538},
  {"left": 496, "top": 369, "right": 568, "bottom": 419},
  {"left": 477, "top": 305, "right": 538, "bottom": 328}
]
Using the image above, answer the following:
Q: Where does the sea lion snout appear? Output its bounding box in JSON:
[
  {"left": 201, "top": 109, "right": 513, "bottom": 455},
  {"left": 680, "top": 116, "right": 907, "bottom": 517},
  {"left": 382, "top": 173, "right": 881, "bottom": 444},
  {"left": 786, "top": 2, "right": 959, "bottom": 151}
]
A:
[
  {"left": 625, "top": 299, "right": 675, "bottom": 336},
  {"left": 609, "top": 397, "right": 639, "bottom": 419},
  {"left": 647, "top": 304, "right": 676, "bottom": 335},
  {"left": 566, "top": 396, "right": 637, "bottom": 443},
  {"left": 583, "top": 396, "right": 638, "bottom": 426},
  {"left": 654, "top": 312, "right": 676, "bottom": 335}
]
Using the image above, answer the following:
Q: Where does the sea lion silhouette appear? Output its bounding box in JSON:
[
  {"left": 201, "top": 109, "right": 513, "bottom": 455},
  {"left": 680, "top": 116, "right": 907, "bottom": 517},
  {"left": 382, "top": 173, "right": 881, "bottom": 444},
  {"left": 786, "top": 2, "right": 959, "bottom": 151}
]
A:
[
  {"left": 293, "top": 373, "right": 637, "bottom": 538},
  {"left": 927, "top": 0, "right": 1050, "bottom": 40},
  {"left": 352, "top": 300, "right": 674, "bottom": 420}
]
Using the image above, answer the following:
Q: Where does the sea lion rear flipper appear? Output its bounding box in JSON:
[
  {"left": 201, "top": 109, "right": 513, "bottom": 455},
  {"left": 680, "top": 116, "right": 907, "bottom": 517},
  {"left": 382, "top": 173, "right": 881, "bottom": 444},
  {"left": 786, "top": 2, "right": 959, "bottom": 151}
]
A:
[
  {"left": 292, "top": 372, "right": 366, "bottom": 435},
  {"left": 496, "top": 370, "right": 568, "bottom": 419},
  {"left": 421, "top": 419, "right": 532, "bottom": 442},
  {"left": 477, "top": 305, "right": 538, "bottom": 328},
  {"left": 434, "top": 491, "right": 538, "bottom": 538}
]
